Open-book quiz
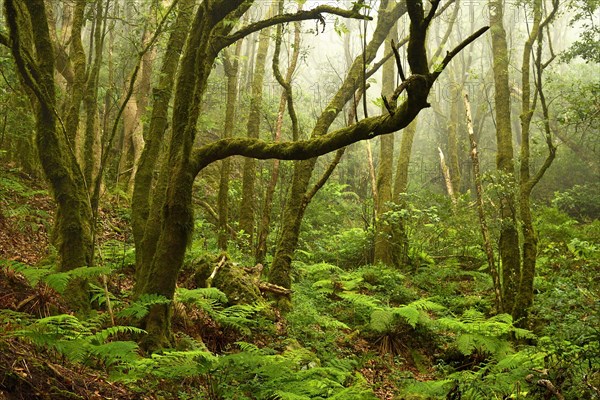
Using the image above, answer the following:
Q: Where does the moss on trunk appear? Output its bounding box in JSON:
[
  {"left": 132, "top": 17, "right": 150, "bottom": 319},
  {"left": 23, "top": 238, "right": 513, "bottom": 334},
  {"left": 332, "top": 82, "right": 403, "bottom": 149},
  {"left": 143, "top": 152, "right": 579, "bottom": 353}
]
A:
[{"left": 489, "top": 0, "right": 520, "bottom": 315}]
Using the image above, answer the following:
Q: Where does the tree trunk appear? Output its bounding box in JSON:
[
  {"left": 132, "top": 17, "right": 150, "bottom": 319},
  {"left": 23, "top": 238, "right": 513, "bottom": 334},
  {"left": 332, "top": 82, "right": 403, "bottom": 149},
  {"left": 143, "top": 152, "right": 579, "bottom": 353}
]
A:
[
  {"left": 489, "top": 0, "right": 520, "bottom": 314},
  {"left": 4, "top": 0, "right": 94, "bottom": 312},
  {"left": 239, "top": 9, "right": 274, "bottom": 250},
  {"left": 269, "top": 1, "right": 409, "bottom": 289},
  {"left": 514, "top": 0, "right": 558, "bottom": 322},
  {"left": 256, "top": 7, "right": 302, "bottom": 263},
  {"left": 373, "top": 27, "right": 397, "bottom": 266},
  {"left": 132, "top": 0, "right": 195, "bottom": 282},
  {"left": 464, "top": 92, "right": 501, "bottom": 311},
  {"left": 392, "top": 119, "right": 417, "bottom": 267},
  {"left": 217, "top": 43, "right": 242, "bottom": 251}
]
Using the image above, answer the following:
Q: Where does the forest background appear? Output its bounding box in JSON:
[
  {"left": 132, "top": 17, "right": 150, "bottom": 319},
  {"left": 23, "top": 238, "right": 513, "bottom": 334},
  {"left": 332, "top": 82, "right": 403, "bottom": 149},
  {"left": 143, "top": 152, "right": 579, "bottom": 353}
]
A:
[{"left": 0, "top": 0, "right": 598, "bottom": 399}]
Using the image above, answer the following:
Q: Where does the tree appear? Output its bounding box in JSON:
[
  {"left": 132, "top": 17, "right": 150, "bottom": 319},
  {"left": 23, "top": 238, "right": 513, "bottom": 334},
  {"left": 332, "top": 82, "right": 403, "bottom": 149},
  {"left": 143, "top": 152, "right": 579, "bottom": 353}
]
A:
[
  {"left": 488, "top": 0, "right": 558, "bottom": 319},
  {"left": 239, "top": 3, "right": 276, "bottom": 251},
  {"left": 4, "top": 0, "right": 488, "bottom": 349},
  {"left": 488, "top": 0, "right": 520, "bottom": 314}
]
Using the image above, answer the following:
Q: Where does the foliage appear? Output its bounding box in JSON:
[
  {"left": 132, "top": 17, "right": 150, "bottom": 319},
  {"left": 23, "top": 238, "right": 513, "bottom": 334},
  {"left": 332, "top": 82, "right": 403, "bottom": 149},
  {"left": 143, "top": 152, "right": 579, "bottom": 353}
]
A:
[
  {"left": 3, "top": 311, "right": 144, "bottom": 374},
  {"left": 552, "top": 182, "right": 600, "bottom": 221},
  {"left": 5, "top": 260, "right": 113, "bottom": 294}
]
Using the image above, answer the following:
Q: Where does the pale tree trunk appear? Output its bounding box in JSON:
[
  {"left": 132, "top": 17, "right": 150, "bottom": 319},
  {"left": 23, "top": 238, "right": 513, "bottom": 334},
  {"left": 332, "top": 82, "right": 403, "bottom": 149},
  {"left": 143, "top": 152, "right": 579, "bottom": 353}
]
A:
[
  {"left": 438, "top": 146, "right": 457, "bottom": 208},
  {"left": 464, "top": 92, "right": 501, "bottom": 311},
  {"left": 239, "top": 5, "right": 275, "bottom": 250},
  {"left": 120, "top": 29, "right": 155, "bottom": 194},
  {"left": 217, "top": 42, "right": 243, "bottom": 250},
  {"left": 256, "top": 3, "right": 302, "bottom": 263},
  {"left": 269, "top": 1, "right": 409, "bottom": 290},
  {"left": 392, "top": 119, "right": 417, "bottom": 267},
  {"left": 373, "top": 25, "right": 397, "bottom": 265},
  {"left": 447, "top": 69, "right": 462, "bottom": 198}
]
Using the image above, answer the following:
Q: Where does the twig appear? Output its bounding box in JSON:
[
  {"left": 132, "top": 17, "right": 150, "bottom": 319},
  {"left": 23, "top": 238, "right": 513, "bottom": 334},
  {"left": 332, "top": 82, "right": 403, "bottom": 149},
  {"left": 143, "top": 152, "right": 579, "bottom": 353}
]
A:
[{"left": 206, "top": 256, "right": 227, "bottom": 288}]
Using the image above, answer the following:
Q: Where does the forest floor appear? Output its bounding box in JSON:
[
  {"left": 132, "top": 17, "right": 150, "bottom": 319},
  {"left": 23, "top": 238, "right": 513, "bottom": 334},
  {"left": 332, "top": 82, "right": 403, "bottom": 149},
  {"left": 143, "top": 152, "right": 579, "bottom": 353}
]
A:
[{"left": 0, "top": 165, "right": 598, "bottom": 399}]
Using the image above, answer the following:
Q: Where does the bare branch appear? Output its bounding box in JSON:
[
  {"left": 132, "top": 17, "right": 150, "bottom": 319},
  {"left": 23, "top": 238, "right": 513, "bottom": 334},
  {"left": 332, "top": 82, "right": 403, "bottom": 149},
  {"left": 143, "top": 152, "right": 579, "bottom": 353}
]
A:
[{"left": 432, "top": 26, "right": 490, "bottom": 79}]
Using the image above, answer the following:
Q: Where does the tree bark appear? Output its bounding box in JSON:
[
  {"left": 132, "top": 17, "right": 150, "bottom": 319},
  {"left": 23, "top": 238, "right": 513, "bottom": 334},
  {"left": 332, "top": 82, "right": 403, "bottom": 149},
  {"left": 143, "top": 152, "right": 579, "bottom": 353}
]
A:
[
  {"left": 132, "top": 0, "right": 195, "bottom": 289},
  {"left": 374, "top": 23, "right": 397, "bottom": 266},
  {"left": 4, "top": 0, "right": 94, "bottom": 311},
  {"left": 256, "top": 3, "right": 302, "bottom": 263},
  {"left": 392, "top": 119, "right": 417, "bottom": 267},
  {"left": 464, "top": 92, "right": 501, "bottom": 311},
  {"left": 239, "top": 5, "right": 275, "bottom": 250},
  {"left": 217, "top": 43, "right": 242, "bottom": 251},
  {"left": 269, "top": 1, "right": 409, "bottom": 290},
  {"left": 489, "top": 0, "right": 520, "bottom": 314},
  {"left": 514, "top": 0, "right": 558, "bottom": 322}
]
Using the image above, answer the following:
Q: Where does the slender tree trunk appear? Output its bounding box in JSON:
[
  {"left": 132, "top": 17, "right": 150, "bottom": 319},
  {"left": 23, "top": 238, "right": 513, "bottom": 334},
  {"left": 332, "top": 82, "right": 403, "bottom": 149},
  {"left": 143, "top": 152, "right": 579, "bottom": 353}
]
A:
[
  {"left": 447, "top": 70, "right": 461, "bottom": 198},
  {"left": 489, "top": 0, "right": 520, "bottom": 314},
  {"left": 514, "top": 0, "right": 558, "bottom": 322},
  {"left": 120, "top": 29, "right": 155, "bottom": 194},
  {"left": 269, "top": 2, "right": 409, "bottom": 289},
  {"left": 373, "top": 26, "right": 397, "bottom": 265},
  {"left": 392, "top": 119, "right": 417, "bottom": 267},
  {"left": 464, "top": 92, "right": 501, "bottom": 311},
  {"left": 217, "top": 43, "right": 243, "bottom": 251},
  {"left": 239, "top": 8, "right": 274, "bottom": 249},
  {"left": 256, "top": 7, "right": 302, "bottom": 263},
  {"left": 438, "top": 146, "right": 457, "bottom": 208}
]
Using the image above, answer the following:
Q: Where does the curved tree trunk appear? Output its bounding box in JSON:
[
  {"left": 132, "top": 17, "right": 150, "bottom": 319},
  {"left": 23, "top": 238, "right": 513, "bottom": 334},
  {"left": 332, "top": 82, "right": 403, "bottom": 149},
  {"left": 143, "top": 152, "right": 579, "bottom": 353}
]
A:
[
  {"left": 4, "top": 0, "right": 94, "bottom": 312},
  {"left": 132, "top": 0, "right": 195, "bottom": 285}
]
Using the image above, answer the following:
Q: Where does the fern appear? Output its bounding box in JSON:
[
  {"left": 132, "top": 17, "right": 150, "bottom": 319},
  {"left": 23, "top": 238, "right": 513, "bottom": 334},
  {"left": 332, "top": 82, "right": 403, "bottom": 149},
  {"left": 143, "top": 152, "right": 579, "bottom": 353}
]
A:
[
  {"left": 338, "top": 292, "right": 381, "bottom": 311},
  {"left": 123, "top": 349, "right": 216, "bottom": 382},
  {"left": 217, "top": 302, "right": 267, "bottom": 335},
  {"left": 5, "top": 261, "right": 112, "bottom": 293},
  {"left": 175, "top": 287, "right": 228, "bottom": 311},
  {"left": 300, "top": 262, "right": 344, "bottom": 277},
  {"left": 116, "top": 294, "right": 171, "bottom": 320}
]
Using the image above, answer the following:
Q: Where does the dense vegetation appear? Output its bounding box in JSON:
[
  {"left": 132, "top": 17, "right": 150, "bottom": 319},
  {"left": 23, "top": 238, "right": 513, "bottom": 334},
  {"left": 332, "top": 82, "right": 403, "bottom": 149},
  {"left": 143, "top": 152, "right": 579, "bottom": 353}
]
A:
[{"left": 0, "top": 0, "right": 598, "bottom": 399}]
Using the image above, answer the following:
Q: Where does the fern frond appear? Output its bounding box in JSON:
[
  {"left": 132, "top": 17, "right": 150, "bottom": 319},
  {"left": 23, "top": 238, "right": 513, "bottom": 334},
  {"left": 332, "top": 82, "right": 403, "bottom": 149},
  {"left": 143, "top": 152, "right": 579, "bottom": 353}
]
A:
[
  {"left": 301, "top": 262, "right": 343, "bottom": 277},
  {"left": 176, "top": 287, "right": 228, "bottom": 305},
  {"left": 86, "top": 340, "right": 140, "bottom": 367},
  {"left": 390, "top": 305, "right": 421, "bottom": 328},
  {"left": 88, "top": 325, "right": 146, "bottom": 344},
  {"left": 370, "top": 309, "right": 394, "bottom": 333},
  {"left": 338, "top": 292, "right": 380, "bottom": 311},
  {"left": 116, "top": 294, "right": 171, "bottom": 320},
  {"left": 236, "top": 341, "right": 262, "bottom": 354},
  {"left": 126, "top": 349, "right": 216, "bottom": 381}
]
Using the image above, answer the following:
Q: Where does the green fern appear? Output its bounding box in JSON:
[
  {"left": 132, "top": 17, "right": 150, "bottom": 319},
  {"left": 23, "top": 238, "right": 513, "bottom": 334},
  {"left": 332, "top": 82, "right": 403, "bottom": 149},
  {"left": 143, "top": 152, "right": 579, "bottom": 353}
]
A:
[
  {"left": 338, "top": 292, "right": 381, "bottom": 311},
  {"left": 175, "top": 287, "right": 228, "bottom": 311},
  {"left": 6, "top": 261, "right": 113, "bottom": 293},
  {"left": 116, "top": 294, "right": 171, "bottom": 320},
  {"left": 123, "top": 349, "right": 217, "bottom": 382}
]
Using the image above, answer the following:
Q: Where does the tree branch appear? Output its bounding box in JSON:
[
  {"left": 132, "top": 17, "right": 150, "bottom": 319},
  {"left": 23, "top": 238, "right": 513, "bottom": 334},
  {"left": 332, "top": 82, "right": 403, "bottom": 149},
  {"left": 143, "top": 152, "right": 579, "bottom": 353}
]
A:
[
  {"left": 219, "top": 5, "right": 371, "bottom": 48},
  {"left": 432, "top": 26, "right": 490, "bottom": 79}
]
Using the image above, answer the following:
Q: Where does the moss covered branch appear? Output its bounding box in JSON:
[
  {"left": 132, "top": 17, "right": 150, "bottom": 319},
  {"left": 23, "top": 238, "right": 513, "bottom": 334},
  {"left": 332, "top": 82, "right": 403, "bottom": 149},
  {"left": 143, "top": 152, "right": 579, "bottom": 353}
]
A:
[{"left": 218, "top": 4, "right": 371, "bottom": 48}]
